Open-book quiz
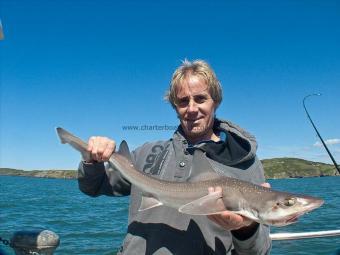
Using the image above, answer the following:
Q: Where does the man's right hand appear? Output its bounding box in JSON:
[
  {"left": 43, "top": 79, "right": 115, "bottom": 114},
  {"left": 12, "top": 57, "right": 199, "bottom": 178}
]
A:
[{"left": 87, "top": 136, "right": 116, "bottom": 162}]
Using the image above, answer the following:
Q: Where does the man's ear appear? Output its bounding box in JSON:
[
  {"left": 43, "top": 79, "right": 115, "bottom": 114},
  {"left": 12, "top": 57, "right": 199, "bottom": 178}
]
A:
[
  {"left": 213, "top": 102, "right": 219, "bottom": 112},
  {"left": 174, "top": 106, "right": 180, "bottom": 118}
]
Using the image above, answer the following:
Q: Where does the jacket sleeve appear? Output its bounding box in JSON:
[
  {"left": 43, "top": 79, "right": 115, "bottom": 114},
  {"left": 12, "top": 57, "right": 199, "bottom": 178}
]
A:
[
  {"left": 232, "top": 157, "right": 272, "bottom": 254},
  {"left": 232, "top": 224, "right": 271, "bottom": 255},
  {"left": 78, "top": 161, "right": 131, "bottom": 197},
  {"left": 77, "top": 141, "right": 156, "bottom": 197}
]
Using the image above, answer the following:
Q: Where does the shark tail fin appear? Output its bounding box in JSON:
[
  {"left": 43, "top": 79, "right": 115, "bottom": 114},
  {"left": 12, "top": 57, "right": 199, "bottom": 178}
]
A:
[
  {"left": 55, "top": 127, "right": 91, "bottom": 161},
  {"left": 56, "top": 127, "right": 72, "bottom": 144}
]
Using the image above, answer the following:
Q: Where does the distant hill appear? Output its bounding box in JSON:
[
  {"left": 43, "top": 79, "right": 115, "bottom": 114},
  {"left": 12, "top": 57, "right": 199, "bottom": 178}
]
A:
[
  {"left": 0, "top": 158, "right": 338, "bottom": 179},
  {"left": 0, "top": 168, "right": 77, "bottom": 179},
  {"left": 261, "top": 157, "right": 338, "bottom": 179}
]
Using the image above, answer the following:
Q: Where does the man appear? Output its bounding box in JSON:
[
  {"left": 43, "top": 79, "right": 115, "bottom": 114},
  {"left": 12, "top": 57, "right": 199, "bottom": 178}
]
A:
[{"left": 78, "top": 59, "right": 272, "bottom": 254}]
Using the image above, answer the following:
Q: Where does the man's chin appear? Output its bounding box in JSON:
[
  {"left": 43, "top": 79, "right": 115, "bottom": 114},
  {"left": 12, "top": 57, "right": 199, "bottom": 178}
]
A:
[
  {"left": 191, "top": 127, "right": 206, "bottom": 134},
  {"left": 184, "top": 127, "right": 207, "bottom": 140},
  {"left": 185, "top": 123, "right": 205, "bottom": 132}
]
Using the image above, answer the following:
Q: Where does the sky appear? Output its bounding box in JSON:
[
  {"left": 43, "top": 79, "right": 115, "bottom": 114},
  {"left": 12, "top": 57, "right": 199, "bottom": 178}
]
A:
[{"left": 0, "top": 0, "right": 339, "bottom": 170}]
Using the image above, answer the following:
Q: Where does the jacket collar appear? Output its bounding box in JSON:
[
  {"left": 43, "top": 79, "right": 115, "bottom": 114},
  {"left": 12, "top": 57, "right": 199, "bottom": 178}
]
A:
[{"left": 172, "top": 118, "right": 257, "bottom": 166}]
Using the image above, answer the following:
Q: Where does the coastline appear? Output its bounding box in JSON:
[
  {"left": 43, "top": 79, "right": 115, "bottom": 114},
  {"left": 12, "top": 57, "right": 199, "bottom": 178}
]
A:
[
  {"left": 0, "top": 168, "right": 77, "bottom": 179},
  {"left": 0, "top": 157, "right": 338, "bottom": 180}
]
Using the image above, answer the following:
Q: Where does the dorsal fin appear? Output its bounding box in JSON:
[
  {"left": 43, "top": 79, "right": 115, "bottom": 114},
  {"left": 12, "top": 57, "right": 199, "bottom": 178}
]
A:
[
  {"left": 117, "top": 140, "right": 133, "bottom": 163},
  {"left": 187, "top": 149, "right": 220, "bottom": 182}
]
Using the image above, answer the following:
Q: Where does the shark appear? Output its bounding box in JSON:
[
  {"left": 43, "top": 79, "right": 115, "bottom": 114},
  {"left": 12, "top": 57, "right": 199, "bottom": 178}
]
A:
[{"left": 56, "top": 127, "right": 324, "bottom": 227}]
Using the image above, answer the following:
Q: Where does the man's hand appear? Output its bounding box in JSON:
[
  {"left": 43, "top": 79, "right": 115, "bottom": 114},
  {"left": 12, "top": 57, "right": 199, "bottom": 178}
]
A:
[
  {"left": 207, "top": 183, "right": 271, "bottom": 231},
  {"left": 87, "top": 136, "right": 116, "bottom": 162}
]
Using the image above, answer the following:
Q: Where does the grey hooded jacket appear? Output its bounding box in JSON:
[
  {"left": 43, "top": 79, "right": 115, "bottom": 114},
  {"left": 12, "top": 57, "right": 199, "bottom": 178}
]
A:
[{"left": 78, "top": 119, "right": 272, "bottom": 255}]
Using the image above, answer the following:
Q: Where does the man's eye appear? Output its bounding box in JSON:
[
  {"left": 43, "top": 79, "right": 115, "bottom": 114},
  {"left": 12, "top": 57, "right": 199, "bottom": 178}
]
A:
[
  {"left": 194, "top": 96, "right": 208, "bottom": 104},
  {"left": 176, "top": 98, "right": 189, "bottom": 107}
]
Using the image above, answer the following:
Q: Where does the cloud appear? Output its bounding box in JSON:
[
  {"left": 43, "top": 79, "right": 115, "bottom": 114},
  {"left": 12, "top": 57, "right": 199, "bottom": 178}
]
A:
[{"left": 313, "top": 139, "right": 340, "bottom": 147}]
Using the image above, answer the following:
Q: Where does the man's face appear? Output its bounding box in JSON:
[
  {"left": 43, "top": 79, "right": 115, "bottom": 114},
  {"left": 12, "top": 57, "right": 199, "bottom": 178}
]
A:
[{"left": 175, "top": 75, "right": 216, "bottom": 143}]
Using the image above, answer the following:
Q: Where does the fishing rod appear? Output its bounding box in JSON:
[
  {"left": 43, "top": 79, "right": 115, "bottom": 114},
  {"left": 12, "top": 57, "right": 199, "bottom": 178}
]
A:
[
  {"left": 0, "top": 19, "right": 4, "bottom": 40},
  {"left": 272, "top": 95, "right": 340, "bottom": 242},
  {"left": 303, "top": 94, "right": 340, "bottom": 174}
]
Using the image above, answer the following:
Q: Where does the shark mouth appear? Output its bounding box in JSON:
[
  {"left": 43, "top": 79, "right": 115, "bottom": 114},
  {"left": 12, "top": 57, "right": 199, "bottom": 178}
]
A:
[
  {"left": 268, "top": 212, "right": 304, "bottom": 226},
  {"left": 284, "top": 212, "right": 303, "bottom": 224}
]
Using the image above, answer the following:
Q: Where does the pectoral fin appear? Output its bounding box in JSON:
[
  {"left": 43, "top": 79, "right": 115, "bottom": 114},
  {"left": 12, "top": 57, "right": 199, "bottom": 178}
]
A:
[
  {"left": 138, "top": 196, "right": 163, "bottom": 211},
  {"left": 178, "top": 190, "right": 226, "bottom": 215}
]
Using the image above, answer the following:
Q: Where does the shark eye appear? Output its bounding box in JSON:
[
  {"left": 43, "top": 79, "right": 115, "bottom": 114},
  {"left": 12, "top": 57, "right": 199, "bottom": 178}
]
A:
[{"left": 283, "top": 198, "right": 296, "bottom": 206}]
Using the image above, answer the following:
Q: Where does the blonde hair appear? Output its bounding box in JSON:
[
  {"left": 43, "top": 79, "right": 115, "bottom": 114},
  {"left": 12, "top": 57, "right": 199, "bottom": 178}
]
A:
[{"left": 164, "top": 59, "right": 222, "bottom": 108}]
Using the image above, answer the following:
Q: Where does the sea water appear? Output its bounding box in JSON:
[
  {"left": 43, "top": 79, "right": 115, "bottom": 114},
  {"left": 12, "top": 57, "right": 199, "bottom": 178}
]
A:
[{"left": 0, "top": 175, "right": 339, "bottom": 254}]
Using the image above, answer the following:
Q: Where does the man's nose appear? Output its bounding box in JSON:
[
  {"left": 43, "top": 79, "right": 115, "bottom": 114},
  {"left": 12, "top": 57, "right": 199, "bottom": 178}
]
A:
[{"left": 187, "top": 99, "right": 198, "bottom": 112}]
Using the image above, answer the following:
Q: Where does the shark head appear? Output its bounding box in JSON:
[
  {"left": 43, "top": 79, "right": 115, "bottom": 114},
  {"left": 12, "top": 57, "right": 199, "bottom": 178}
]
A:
[{"left": 258, "top": 192, "right": 324, "bottom": 226}]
